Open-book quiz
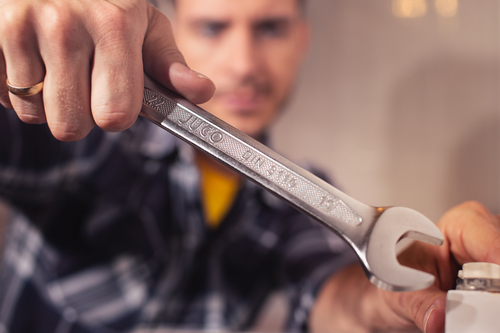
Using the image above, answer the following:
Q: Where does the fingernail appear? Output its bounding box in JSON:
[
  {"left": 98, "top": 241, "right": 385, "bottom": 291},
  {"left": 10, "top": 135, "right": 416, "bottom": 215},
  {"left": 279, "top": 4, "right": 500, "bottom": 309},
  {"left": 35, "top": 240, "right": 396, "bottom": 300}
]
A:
[
  {"left": 423, "top": 305, "right": 435, "bottom": 333},
  {"left": 193, "top": 70, "right": 211, "bottom": 80},
  {"left": 423, "top": 298, "right": 445, "bottom": 333}
]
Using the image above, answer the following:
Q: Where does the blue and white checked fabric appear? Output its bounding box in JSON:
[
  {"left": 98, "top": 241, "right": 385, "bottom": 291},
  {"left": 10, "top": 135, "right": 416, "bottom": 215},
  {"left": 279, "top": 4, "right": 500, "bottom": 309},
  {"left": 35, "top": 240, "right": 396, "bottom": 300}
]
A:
[{"left": 0, "top": 106, "right": 357, "bottom": 333}]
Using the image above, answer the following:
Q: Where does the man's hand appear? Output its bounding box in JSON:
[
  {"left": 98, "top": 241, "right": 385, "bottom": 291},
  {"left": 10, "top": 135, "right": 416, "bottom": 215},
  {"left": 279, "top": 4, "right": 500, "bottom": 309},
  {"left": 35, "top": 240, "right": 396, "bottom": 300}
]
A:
[
  {"left": 311, "top": 201, "right": 500, "bottom": 333},
  {"left": 0, "top": 0, "right": 215, "bottom": 141}
]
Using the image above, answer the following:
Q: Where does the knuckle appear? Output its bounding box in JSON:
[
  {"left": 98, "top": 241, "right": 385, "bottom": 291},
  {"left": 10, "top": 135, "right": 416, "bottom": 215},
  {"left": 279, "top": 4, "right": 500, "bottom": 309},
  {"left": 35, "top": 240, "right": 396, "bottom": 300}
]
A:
[
  {"left": 94, "top": 108, "right": 135, "bottom": 132},
  {"left": 16, "top": 112, "right": 46, "bottom": 125},
  {"left": 0, "top": 4, "right": 32, "bottom": 45},
  {"left": 11, "top": 100, "right": 46, "bottom": 124},
  {"left": 442, "top": 200, "right": 492, "bottom": 226},
  {"left": 460, "top": 200, "right": 481, "bottom": 208},
  {"left": 95, "top": 5, "right": 133, "bottom": 43},
  {"left": 39, "top": 4, "right": 79, "bottom": 49},
  {"left": 51, "top": 125, "right": 90, "bottom": 142},
  {"left": 459, "top": 200, "right": 489, "bottom": 214}
]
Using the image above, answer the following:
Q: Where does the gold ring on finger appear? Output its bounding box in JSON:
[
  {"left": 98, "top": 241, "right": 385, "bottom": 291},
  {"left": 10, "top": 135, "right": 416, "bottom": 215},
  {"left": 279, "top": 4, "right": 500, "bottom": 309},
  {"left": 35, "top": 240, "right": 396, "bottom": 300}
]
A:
[{"left": 6, "top": 78, "right": 44, "bottom": 96}]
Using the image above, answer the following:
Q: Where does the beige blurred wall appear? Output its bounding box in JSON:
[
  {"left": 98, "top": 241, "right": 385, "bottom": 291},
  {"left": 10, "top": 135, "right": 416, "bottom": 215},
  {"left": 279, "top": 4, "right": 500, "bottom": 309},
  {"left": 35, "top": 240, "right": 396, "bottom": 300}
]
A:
[{"left": 273, "top": 0, "right": 500, "bottom": 222}]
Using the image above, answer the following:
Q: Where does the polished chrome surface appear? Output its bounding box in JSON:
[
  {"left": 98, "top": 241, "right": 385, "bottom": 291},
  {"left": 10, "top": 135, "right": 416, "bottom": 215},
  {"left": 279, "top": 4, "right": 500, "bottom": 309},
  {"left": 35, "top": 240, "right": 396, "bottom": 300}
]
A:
[{"left": 141, "top": 75, "right": 444, "bottom": 292}]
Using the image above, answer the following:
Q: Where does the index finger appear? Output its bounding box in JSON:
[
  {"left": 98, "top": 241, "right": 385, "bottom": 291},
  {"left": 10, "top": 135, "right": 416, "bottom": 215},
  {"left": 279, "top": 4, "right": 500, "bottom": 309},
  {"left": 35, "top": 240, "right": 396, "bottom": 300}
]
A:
[{"left": 439, "top": 201, "right": 500, "bottom": 265}]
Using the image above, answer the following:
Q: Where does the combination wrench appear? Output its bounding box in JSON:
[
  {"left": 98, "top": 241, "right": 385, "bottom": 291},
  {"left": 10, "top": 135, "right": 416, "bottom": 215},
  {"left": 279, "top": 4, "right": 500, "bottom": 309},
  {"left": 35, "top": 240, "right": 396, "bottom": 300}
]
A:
[{"left": 140, "top": 75, "right": 443, "bottom": 292}]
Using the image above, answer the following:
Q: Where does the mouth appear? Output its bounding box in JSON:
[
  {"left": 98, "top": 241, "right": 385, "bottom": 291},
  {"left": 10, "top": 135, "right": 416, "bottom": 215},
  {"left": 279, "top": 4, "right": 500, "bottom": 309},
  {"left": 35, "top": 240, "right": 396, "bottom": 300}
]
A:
[
  {"left": 213, "top": 79, "right": 272, "bottom": 114},
  {"left": 217, "top": 90, "right": 264, "bottom": 114}
]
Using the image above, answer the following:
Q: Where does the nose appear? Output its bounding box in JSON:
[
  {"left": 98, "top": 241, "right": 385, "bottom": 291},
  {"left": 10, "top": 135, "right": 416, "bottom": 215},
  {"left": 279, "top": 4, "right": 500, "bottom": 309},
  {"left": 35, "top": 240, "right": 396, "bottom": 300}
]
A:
[{"left": 224, "top": 27, "right": 260, "bottom": 79}]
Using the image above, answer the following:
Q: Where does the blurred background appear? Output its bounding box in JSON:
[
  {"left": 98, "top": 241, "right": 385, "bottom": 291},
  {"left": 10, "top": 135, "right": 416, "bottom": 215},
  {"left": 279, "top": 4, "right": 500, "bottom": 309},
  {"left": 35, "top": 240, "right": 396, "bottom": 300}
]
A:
[{"left": 272, "top": 0, "right": 499, "bottom": 223}]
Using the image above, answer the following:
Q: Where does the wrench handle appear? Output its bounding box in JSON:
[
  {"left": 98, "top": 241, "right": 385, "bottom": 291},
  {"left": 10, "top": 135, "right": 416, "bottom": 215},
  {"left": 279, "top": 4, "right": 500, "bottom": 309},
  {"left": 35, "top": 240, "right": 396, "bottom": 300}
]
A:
[{"left": 141, "top": 75, "right": 365, "bottom": 233}]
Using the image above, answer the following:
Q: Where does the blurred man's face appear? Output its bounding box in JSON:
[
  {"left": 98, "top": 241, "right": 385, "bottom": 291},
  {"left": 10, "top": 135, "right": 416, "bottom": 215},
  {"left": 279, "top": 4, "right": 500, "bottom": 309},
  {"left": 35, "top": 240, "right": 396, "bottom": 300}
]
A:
[{"left": 173, "top": 0, "right": 309, "bottom": 138}]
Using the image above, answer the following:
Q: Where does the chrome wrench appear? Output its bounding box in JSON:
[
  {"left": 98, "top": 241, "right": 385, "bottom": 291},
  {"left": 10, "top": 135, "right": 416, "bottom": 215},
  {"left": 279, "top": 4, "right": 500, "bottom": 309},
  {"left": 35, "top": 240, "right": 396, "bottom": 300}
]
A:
[{"left": 140, "top": 75, "right": 444, "bottom": 292}]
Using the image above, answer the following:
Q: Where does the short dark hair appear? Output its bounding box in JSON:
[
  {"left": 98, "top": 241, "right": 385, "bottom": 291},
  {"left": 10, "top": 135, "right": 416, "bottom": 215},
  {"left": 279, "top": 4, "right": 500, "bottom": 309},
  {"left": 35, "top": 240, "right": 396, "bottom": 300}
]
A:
[{"left": 163, "top": 0, "right": 307, "bottom": 14}]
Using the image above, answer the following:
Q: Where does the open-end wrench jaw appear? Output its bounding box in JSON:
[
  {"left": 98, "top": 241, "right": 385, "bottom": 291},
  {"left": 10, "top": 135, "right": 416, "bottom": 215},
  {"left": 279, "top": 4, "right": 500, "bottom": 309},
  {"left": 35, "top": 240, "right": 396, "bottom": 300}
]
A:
[{"left": 363, "top": 207, "right": 444, "bottom": 292}]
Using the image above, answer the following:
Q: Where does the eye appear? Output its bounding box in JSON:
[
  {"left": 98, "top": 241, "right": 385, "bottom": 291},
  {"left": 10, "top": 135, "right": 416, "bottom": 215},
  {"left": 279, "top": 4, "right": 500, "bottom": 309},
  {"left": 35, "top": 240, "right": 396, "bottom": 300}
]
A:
[
  {"left": 198, "top": 21, "right": 228, "bottom": 37},
  {"left": 255, "top": 20, "right": 289, "bottom": 39}
]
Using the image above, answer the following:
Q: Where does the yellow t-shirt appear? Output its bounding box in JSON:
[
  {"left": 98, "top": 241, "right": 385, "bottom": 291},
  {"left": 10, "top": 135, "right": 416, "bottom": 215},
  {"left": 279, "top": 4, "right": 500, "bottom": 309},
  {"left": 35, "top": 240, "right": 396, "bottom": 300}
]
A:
[{"left": 197, "top": 156, "right": 240, "bottom": 229}]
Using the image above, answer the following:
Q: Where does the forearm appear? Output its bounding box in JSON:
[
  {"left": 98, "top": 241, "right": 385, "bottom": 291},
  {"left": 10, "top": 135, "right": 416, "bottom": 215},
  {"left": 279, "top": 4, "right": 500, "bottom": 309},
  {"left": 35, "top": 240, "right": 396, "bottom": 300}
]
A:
[{"left": 309, "top": 264, "right": 414, "bottom": 333}]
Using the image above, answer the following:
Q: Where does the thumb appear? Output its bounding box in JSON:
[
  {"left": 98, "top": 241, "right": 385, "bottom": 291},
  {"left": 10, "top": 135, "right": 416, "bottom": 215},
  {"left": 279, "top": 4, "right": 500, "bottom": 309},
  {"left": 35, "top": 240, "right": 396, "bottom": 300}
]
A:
[
  {"left": 142, "top": 5, "right": 215, "bottom": 104},
  {"left": 388, "top": 286, "right": 446, "bottom": 333}
]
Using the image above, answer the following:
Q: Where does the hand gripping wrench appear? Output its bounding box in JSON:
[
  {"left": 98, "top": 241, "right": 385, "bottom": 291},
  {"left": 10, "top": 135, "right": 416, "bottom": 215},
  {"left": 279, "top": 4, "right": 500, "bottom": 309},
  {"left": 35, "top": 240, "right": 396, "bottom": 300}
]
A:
[{"left": 140, "top": 75, "right": 444, "bottom": 292}]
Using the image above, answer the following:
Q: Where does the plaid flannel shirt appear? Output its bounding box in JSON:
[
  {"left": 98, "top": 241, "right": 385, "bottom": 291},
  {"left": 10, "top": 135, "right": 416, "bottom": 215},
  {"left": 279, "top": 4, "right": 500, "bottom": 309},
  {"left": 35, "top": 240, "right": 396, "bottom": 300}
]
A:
[{"left": 0, "top": 106, "right": 357, "bottom": 333}]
